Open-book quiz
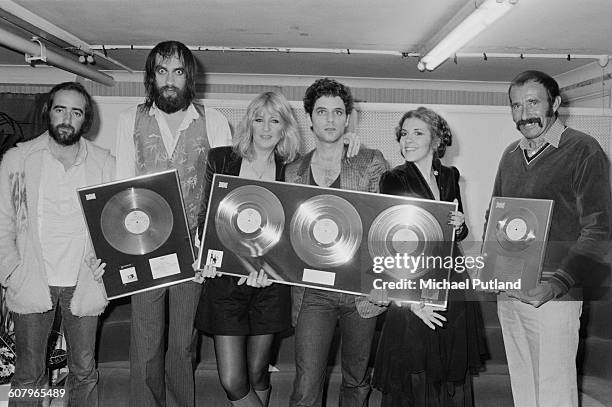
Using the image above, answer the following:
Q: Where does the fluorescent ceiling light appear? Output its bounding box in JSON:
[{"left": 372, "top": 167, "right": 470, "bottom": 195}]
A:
[{"left": 419, "top": 0, "right": 517, "bottom": 71}]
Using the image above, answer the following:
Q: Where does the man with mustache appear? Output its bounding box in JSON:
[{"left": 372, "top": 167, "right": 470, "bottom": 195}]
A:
[
  {"left": 490, "top": 70, "right": 611, "bottom": 406},
  {"left": 0, "top": 81, "right": 112, "bottom": 406},
  {"left": 115, "top": 41, "right": 231, "bottom": 407}
]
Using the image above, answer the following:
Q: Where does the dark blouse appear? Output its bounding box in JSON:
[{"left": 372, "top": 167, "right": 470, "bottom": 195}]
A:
[
  {"left": 379, "top": 158, "right": 468, "bottom": 242},
  {"left": 196, "top": 146, "right": 286, "bottom": 236},
  {"left": 372, "top": 158, "right": 486, "bottom": 394}
]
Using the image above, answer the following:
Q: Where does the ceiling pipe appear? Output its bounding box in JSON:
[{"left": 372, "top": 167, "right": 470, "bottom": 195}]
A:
[
  {"left": 456, "top": 52, "right": 608, "bottom": 60},
  {"left": 92, "top": 44, "right": 405, "bottom": 56},
  {"left": 0, "top": 0, "right": 133, "bottom": 72},
  {"left": 0, "top": 26, "right": 115, "bottom": 86},
  {"left": 92, "top": 45, "right": 609, "bottom": 63}
]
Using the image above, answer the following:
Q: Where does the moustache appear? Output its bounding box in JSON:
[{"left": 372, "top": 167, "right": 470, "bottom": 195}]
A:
[
  {"left": 160, "top": 85, "right": 180, "bottom": 94},
  {"left": 516, "top": 117, "right": 543, "bottom": 130},
  {"left": 56, "top": 124, "right": 75, "bottom": 134},
  {"left": 50, "top": 123, "right": 81, "bottom": 146}
]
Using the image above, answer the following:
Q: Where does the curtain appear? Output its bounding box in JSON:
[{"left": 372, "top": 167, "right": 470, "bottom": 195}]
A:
[{"left": 0, "top": 92, "right": 48, "bottom": 160}]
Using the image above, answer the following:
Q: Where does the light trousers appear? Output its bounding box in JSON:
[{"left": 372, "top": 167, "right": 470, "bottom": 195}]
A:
[{"left": 497, "top": 298, "right": 582, "bottom": 407}]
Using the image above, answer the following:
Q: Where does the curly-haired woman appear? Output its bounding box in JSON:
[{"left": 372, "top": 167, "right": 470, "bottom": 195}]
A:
[{"left": 372, "top": 107, "right": 487, "bottom": 407}]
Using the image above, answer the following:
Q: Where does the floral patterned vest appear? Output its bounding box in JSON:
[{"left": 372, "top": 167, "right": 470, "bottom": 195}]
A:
[{"left": 133, "top": 103, "right": 210, "bottom": 241}]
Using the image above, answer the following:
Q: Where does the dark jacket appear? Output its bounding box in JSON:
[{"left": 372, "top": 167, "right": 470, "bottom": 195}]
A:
[
  {"left": 379, "top": 158, "right": 469, "bottom": 242},
  {"left": 196, "top": 146, "right": 286, "bottom": 236}
]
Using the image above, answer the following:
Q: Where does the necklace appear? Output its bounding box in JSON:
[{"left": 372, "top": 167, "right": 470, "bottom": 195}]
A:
[{"left": 245, "top": 158, "right": 274, "bottom": 180}]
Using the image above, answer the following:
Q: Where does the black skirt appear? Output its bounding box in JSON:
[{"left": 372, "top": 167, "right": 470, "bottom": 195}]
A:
[
  {"left": 195, "top": 275, "right": 291, "bottom": 336},
  {"left": 372, "top": 274, "right": 487, "bottom": 404}
]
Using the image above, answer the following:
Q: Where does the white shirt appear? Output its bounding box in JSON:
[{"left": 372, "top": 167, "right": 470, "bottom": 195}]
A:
[
  {"left": 38, "top": 138, "right": 88, "bottom": 286},
  {"left": 114, "top": 103, "right": 232, "bottom": 180}
]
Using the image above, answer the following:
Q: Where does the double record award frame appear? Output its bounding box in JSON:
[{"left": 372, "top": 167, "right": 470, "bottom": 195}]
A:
[
  {"left": 78, "top": 169, "right": 194, "bottom": 299},
  {"left": 198, "top": 174, "right": 457, "bottom": 307}
]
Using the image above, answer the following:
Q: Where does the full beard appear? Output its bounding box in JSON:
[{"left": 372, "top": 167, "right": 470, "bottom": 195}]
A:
[
  {"left": 49, "top": 124, "right": 81, "bottom": 146},
  {"left": 153, "top": 85, "right": 188, "bottom": 114}
]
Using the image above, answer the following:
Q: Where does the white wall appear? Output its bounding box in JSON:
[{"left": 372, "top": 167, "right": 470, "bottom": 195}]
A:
[{"left": 90, "top": 96, "right": 612, "bottom": 256}]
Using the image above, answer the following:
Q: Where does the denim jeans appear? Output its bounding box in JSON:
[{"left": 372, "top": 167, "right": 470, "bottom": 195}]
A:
[
  {"left": 10, "top": 286, "right": 99, "bottom": 407},
  {"left": 290, "top": 289, "right": 378, "bottom": 407}
]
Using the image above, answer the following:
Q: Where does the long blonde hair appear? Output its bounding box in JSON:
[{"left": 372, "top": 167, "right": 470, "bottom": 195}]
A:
[{"left": 233, "top": 91, "right": 301, "bottom": 163}]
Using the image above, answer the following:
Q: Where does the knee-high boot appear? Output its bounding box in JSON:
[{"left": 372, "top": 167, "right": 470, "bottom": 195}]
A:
[
  {"left": 230, "top": 388, "right": 263, "bottom": 407},
  {"left": 255, "top": 386, "right": 271, "bottom": 407}
]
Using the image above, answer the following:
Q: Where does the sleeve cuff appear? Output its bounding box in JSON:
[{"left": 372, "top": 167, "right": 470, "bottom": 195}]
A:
[
  {"left": 550, "top": 268, "right": 574, "bottom": 296},
  {"left": 0, "top": 259, "right": 20, "bottom": 287},
  {"left": 455, "top": 223, "right": 468, "bottom": 241}
]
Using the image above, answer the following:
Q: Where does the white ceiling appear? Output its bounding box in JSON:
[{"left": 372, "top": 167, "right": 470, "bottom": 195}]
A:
[{"left": 0, "top": 0, "right": 611, "bottom": 82}]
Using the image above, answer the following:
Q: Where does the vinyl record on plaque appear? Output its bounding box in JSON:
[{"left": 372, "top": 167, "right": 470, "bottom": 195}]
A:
[
  {"left": 290, "top": 195, "right": 362, "bottom": 267},
  {"left": 368, "top": 204, "right": 443, "bottom": 279},
  {"left": 100, "top": 187, "right": 174, "bottom": 256},
  {"left": 215, "top": 185, "right": 285, "bottom": 257},
  {"left": 495, "top": 207, "right": 538, "bottom": 252}
]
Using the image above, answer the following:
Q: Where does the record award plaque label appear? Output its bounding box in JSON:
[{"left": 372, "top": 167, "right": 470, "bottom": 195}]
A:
[
  {"left": 199, "top": 174, "right": 457, "bottom": 307},
  {"left": 79, "top": 169, "right": 194, "bottom": 299}
]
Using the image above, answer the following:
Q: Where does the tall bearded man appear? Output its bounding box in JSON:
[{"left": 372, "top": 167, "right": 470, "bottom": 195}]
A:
[{"left": 115, "top": 41, "right": 231, "bottom": 407}]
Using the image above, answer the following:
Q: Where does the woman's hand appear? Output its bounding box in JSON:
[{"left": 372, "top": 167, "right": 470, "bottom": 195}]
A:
[
  {"left": 409, "top": 302, "right": 447, "bottom": 330},
  {"left": 237, "top": 269, "right": 272, "bottom": 288},
  {"left": 193, "top": 261, "right": 222, "bottom": 284},
  {"left": 88, "top": 258, "right": 106, "bottom": 283},
  {"left": 234, "top": 256, "right": 275, "bottom": 288},
  {"left": 448, "top": 199, "right": 466, "bottom": 236},
  {"left": 343, "top": 131, "right": 361, "bottom": 157}
]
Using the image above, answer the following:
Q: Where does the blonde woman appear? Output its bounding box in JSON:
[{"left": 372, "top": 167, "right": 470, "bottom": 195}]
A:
[{"left": 194, "top": 91, "right": 360, "bottom": 406}]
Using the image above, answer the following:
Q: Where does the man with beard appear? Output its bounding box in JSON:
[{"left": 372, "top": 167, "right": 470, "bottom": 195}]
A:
[
  {"left": 490, "top": 70, "right": 611, "bottom": 406},
  {"left": 0, "top": 81, "right": 112, "bottom": 406},
  {"left": 115, "top": 41, "right": 231, "bottom": 407}
]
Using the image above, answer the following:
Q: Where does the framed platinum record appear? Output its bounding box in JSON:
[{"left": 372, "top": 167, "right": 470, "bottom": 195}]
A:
[
  {"left": 78, "top": 169, "right": 195, "bottom": 299},
  {"left": 198, "top": 174, "right": 457, "bottom": 308},
  {"left": 480, "top": 197, "right": 554, "bottom": 291}
]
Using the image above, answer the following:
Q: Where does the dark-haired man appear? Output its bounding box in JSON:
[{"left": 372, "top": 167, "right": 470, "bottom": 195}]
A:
[
  {"left": 491, "top": 70, "right": 611, "bottom": 406},
  {"left": 115, "top": 41, "right": 231, "bottom": 407},
  {"left": 286, "top": 78, "right": 388, "bottom": 407},
  {"left": 0, "top": 82, "right": 112, "bottom": 406}
]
